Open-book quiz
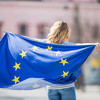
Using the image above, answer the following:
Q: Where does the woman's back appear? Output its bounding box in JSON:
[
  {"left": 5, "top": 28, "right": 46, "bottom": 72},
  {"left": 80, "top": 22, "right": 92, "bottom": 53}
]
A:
[{"left": 41, "top": 39, "right": 75, "bottom": 90}]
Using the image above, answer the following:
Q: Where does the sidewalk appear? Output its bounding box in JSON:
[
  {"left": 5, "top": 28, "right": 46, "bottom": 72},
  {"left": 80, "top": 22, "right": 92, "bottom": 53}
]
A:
[
  {"left": 0, "top": 85, "right": 100, "bottom": 100},
  {"left": 76, "top": 85, "right": 100, "bottom": 100}
]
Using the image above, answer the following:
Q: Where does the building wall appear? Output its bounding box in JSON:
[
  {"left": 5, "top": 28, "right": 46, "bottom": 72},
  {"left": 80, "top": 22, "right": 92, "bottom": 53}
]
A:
[
  {"left": 0, "top": 1, "right": 74, "bottom": 39},
  {"left": 43, "top": 0, "right": 97, "bottom": 3},
  {"left": 0, "top": 1, "right": 100, "bottom": 43},
  {"left": 0, "top": 0, "right": 99, "bottom": 3}
]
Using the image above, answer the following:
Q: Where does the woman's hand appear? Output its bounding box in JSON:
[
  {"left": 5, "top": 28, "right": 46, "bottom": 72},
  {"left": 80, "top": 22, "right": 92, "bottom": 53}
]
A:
[{"left": 96, "top": 43, "right": 100, "bottom": 51}]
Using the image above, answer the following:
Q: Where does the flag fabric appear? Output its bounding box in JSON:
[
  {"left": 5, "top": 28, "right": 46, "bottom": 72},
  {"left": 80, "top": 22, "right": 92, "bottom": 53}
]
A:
[{"left": 0, "top": 32, "right": 96, "bottom": 90}]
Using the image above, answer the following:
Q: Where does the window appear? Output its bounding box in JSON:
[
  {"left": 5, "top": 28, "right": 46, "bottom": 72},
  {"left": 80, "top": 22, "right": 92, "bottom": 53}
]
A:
[
  {"left": 19, "top": 24, "right": 28, "bottom": 36},
  {"left": 38, "top": 24, "right": 46, "bottom": 39},
  {"left": 92, "top": 24, "right": 99, "bottom": 39},
  {"left": 0, "top": 22, "right": 3, "bottom": 39},
  {"left": 15, "top": 0, "right": 42, "bottom": 1},
  {"left": 97, "top": 0, "right": 100, "bottom": 3}
]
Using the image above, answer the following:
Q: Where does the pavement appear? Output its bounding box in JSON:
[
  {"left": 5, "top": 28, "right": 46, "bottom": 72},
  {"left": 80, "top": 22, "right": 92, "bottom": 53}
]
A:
[{"left": 0, "top": 85, "right": 100, "bottom": 100}]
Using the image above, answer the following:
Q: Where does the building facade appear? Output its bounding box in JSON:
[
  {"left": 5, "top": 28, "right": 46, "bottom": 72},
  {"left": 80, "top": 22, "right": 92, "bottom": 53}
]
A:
[{"left": 0, "top": 0, "right": 100, "bottom": 43}]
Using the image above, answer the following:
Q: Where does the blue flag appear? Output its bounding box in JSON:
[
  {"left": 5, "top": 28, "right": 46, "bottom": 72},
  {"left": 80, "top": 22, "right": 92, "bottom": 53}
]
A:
[{"left": 0, "top": 33, "right": 95, "bottom": 90}]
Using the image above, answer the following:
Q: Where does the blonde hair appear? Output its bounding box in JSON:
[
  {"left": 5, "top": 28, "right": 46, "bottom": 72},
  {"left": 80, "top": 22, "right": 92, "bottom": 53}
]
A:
[{"left": 48, "top": 21, "right": 70, "bottom": 44}]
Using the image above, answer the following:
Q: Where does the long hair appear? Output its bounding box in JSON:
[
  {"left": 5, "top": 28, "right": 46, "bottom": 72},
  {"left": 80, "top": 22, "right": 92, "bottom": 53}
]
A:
[{"left": 48, "top": 21, "right": 70, "bottom": 44}]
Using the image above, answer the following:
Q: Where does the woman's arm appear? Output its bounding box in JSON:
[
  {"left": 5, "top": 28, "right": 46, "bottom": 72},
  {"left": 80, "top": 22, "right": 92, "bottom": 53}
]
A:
[
  {"left": 3, "top": 32, "right": 41, "bottom": 41},
  {"left": 23, "top": 35, "right": 40, "bottom": 41},
  {"left": 76, "top": 43, "right": 100, "bottom": 51},
  {"left": 95, "top": 43, "right": 100, "bottom": 50},
  {"left": 23, "top": 35, "right": 48, "bottom": 43}
]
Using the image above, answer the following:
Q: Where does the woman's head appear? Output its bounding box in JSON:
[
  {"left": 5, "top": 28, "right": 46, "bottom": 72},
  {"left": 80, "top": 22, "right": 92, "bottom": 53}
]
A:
[{"left": 48, "top": 21, "right": 70, "bottom": 44}]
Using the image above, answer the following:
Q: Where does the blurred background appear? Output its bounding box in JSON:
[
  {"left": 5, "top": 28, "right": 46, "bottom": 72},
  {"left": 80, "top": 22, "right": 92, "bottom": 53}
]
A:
[{"left": 0, "top": 0, "right": 100, "bottom": 100}]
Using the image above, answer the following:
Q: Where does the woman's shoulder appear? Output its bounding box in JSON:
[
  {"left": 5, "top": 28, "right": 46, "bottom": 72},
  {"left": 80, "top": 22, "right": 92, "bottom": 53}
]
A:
[
  {"left": 62, "top": 41, "right": 75, "bottom": 45},
  {"left": 40, "top": 39, "right": 47, "bottom": 43},
  {"left": 40, "top": 39, "right": 75, "bottom": 45}
]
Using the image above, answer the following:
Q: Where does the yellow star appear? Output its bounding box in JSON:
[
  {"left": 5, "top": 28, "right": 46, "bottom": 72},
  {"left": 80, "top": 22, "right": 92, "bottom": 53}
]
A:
[
  {"left": 12, "top": 76, "right": 20, "bottom": 84},
  {"left": 19, "top": 50, "right": 27, "bottom": 58},
  {"left": 32, "top": 83, "right": 40, "bottom": 88},
  {"left": 46, "top": 46, "right": 52, "bottom": 50},
  {"left": 61, "top": 71, "right": 69, "bottom": 78},
  {"left": 54, "top": 50, "right": 61, "bottom": 56},
  {"left": 59, "top": 58, "right": 68, "bottom": 66},
  {"left": 13, "top": 62, "right": 21, "bottom": 71},
  {"left": 32, "top": 46, "right": 38, "bottom": 51}
]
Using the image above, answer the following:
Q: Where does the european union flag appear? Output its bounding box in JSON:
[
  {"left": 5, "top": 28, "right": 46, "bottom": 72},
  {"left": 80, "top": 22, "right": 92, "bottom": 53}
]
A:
[{"left": 0, "top": 33, "right": 96, "bottom": 90}]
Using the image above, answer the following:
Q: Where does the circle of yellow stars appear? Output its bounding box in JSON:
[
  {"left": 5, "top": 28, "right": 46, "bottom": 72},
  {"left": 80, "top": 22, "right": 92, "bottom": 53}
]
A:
[
  {"left": 60, "top": 58, "right": 68, "bottom": 66},
  {"left": 12, "top": 76, "right": 20, "bottom": 84},
  {"left": 13, "top": 62, "right": 21, "bottom": 71},
  {"left": 32, "top": 46, "right": 38, "bottom": 51},
  {"left": 61, "top": 71, "right": 69, "bottom": 78},
  {"left": 46, "top": 46, "right": 52, "bottom": 50},
  {"left": 32, "top": 83, "right": 40, "bottom": 88},
  {"left": 54, "top": 50, "right": 61, "bottom": 56},
  {"left": 12, "top": 45, "right": 69, "bottom": 85},
  {"left": 19, "top": 50, "right": 27, "bottom": 58}
]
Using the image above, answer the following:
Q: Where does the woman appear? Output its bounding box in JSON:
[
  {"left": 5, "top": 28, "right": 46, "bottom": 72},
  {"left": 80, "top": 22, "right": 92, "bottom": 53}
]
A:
[
  {"left": 40, "top": 21, "right": 100, "bottom": 100},
  {"left": 46, "top": 21, "right": 76, "bottom": 100},
  {"left": 26, "top": 21, "right": 100, "bottom": 100}
]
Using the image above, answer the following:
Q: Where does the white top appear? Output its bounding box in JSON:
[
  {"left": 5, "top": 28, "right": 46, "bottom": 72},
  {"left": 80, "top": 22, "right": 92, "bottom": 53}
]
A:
[{"left": 41, "top": 40, "right": 75, "bottom": 89}]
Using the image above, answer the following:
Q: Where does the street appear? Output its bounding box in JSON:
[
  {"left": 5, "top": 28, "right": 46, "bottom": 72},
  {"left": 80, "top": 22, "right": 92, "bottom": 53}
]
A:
[{"left": 0, "top": 85, "right": 100, "bottom": 100}]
